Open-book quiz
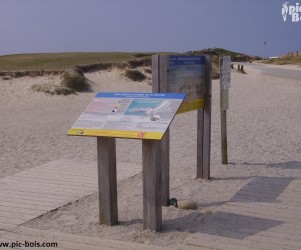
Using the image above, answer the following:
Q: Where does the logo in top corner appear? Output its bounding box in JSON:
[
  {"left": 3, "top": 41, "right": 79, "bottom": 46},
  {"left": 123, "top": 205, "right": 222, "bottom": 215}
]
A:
[{"left": 282, "top": 2, "right": 301, "bottom": 22}]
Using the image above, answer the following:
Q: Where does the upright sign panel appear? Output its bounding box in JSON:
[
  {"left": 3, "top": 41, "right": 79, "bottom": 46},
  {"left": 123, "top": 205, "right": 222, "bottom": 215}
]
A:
[
  {"left": 220, "top": 56, "right": 231, "bottom": 111},
  {"left": 67, "top": 92, "right": 185, "bottom": 140},
  {"left": 168, "top": 56, "right": 205, "bottom": 113},
  {"left": 220, "top": 56, "right": 231, "bottom": 89},
  {"left": 152, "top": 54, "right": 212, "bottom": 186}
]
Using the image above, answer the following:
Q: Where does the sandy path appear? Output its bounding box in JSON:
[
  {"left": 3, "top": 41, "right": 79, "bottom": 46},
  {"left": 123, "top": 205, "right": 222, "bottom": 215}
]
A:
[{"left": 1, "top": 65, "right": 301, "bottom": 247}]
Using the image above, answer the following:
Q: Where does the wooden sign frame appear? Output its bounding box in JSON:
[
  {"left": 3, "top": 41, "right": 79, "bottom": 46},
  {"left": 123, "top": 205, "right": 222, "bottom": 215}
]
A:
[
  {"left": 152, "top": 55, "right": 212, "bottom": 206},
  {"left": 68, "top": 92, "right": 186, "bottom": 232}
]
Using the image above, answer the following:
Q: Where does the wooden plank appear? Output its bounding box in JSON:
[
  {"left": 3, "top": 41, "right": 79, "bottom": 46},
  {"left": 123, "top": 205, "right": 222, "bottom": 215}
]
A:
[
  {"left": 152, "top": 55, "right": 160, "bottom": 92},
  {"left": 159, "top": 129, "right": 170, "bottom": 206},
  {"left": 1, "top": 178, "right": 95, "bottom": 192},
  {"left": 0, "top": 223, "right": 17, "bottom": 231},
  {"left": 239, "top": 227, "right": 301, "bottom": 243},
  {"left": 21, "top": 167, "right": 97, "bottom": 176},
  {"left": 220, "top": 108, "right": 228, "bottom": 164},
  {"left": 0, "top": 191, "right": 68, "bottom": 204},
  {"left": 9, "top": 166, "right": 97, "bottom": 177},
  {"left": 247, "top": 234, "right": 300, "bottom": 249},
  {"left": 263, "top": 224, "right": 301, "bottom": 237},
  {"left": 197, "top": 108, "right": 204, "bottom": 178},
  {"left": 0, "top": 158, "right": 141, "bottom": 232},
  {"left": 0, "top": 210, "right": 33, "bottom": 221},
  {"left": 222, "top": 203, "right": 301, "bottom": 221},
  {"left": 142, "top": 140, "right": 162, "bottom": 231},
  {"left": 0, "top": 215, "right": 25, "bottom": 225},
  {"left": 97, "top": 137, "right": 118, "bottom": 226},
  {"left": 188, "top": 230, "right": 299, "bottom": 250},
  {"left": 219, "top": 206, "right": 301, "bottom": 225},
  {"left": 197, "top": 55, "right": 212, "bottom": 179},
  {"left": 0, "top": 205, "right": 43, "bottom": 216},
  {"left": 8, "top": 174, "right": 97, "bottom": 187},
  {"left": 158, "top": 55, "right": 169, "bottom": 93},
  {"left": 226, "top": 201, "right": 301, "bottom": 216},
  {"left": 152, "top": 55, "right": 170, "bottom": 206},
  {"left": 0, "top": 195, "right": 64, "bottom": 208},
  {"left": 188, "top": 236, "right": 271, "bottom": 250},
  {"left": 219, "top": 57, "right": 231, "bottom": 164},
  {"left": 232, "top": 188, "right": 301, "bottom": 198},
  {"left": 0, "top": 186, "right": 85, "bottom": 199},
  {"left": 231, "top": 190, "right": 301, "bottom": 205},
  {"left": 0, "top": 201, "right": 49, "bottom": 211},
  {"left": 0, "top": 182, "right": 94, "bottom": 195}
]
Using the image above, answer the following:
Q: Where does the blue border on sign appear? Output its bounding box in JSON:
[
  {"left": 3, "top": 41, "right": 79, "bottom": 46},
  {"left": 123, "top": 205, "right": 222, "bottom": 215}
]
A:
[{"left": 95, "top": 92, "right": 186, "bottom": 99}]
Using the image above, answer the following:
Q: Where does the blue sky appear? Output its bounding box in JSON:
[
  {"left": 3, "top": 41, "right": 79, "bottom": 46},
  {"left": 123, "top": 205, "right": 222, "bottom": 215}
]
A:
[{"left": 0, "top": 0, "right": 300, "bottom": 57}]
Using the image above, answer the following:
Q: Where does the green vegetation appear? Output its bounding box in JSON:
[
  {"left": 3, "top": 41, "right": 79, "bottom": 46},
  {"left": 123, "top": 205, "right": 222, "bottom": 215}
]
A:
[
  {"left": 30, "top": 67, "right": 90, "bottom": 95},
  {"left": 0, "top": 49, "right": 254, "bottom": 83},
  {"left": 30, "top": 84, "right": 74, "bottom": 95},
  {"left": 125, "top": 69, "right": 146, "bottom": 81},
  {"left": 0, "top": 52, "right": 151, "bottom": 71},
  {"left": 211, "top": 70, "right": 220, "bottom": 79},
  {"left": 133, "top": 53, "right": 155, "bottom": 58},
  {"left": 61, "top": 68, "right": 90, "bottom": 91},
  {"left": 144, "top": 68, "right": 152, "bottom": 74},
  {"left": 264, "top": 53, "right": 301, "bottom": 66},
  {"left": 207, "top": 48, "right": 248, "bottom": 58}
]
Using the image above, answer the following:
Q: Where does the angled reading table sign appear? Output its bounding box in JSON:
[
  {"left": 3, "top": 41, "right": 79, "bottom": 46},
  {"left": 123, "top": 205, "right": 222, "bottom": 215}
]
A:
[
  {"left": 67, "top": 92, "right": 185, "bottom": 140},
  {"left": 67, "top": 92, "right": 186, "bottom": 232}
]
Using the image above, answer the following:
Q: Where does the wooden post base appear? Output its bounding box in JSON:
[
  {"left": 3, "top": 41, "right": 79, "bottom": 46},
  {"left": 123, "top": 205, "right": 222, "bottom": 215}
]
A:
[
  {"left": 142, "top": 140, "right": 162, "bottom": 231},
  {"left": 97, "top": 137, "right": 118, "bottom": 226}
]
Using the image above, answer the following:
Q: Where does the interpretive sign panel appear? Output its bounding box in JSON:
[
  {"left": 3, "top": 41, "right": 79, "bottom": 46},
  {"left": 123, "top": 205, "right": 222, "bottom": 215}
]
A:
[
  {"left": 168, "top": 56, "right": 205, "bottom": 113},
  {"left": 67, "top": 92, "right": 186, "bottom": 140}
]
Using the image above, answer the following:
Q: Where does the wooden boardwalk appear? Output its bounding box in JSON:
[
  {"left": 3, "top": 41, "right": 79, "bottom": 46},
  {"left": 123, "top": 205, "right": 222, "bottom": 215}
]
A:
[
  {"left": 0, "top": 159, "right": 141, "bottom": 231},
  {"left": 186, "top": 175, "right": 301, "bottom": 250},
  {"left": 1, "top": 159, "right": 301, "bottom": 249}
]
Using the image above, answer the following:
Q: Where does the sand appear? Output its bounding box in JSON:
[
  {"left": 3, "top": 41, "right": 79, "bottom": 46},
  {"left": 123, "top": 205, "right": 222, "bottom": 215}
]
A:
[{"left": 0, "top": 64, "right": 300, "bottom": 248}]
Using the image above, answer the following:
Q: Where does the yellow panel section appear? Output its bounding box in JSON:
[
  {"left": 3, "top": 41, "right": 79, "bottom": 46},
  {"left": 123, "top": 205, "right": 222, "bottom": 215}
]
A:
[
  {"left": 177, "top": 98, "right": 204, "bottom": 114},
  {"left": 67, "top": 128, "right": 163, "bottom": 140}
]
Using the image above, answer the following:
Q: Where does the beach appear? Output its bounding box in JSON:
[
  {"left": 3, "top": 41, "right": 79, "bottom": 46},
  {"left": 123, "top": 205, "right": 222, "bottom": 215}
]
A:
[{"left": 0, "top": 64, "right": 301, "bottom": 248}]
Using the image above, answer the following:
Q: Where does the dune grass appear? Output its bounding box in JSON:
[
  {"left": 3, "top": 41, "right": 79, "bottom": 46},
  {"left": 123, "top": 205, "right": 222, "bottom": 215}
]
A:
[
  {"left": 30, "top": 84, "right": 74, "bottom": 95},
  {"left": 0, "top": 52, "right": 153, "bottom": 71},
  {"left": 124, "top": 69, "right": 146, "bottom": 81},
  {"left": 61, "top": 68, "right": 90, "bottom": 91},
  {"left": 265, "top": 54, "right": 301, "bottom": 66}
]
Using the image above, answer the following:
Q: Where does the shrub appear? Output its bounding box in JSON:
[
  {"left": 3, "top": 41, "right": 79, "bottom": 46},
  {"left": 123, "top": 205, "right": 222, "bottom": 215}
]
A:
[
  {"left": 125, "top": 69, "right": 146, "bottom": 81},
  {"left": 53, "top": 86, "right": 74, "bottom": 95},
  {"left": 30, "top": 84, "right": 74, "bottom": 95},
  {"left": 144, "top": 68, "right": 152, "bottom": 74},
  {"left": 212, "top": 69, "right": 220, "bottom": 79},
  {"left": 61, "top": 68, "right": 89, "bottom": 91}
]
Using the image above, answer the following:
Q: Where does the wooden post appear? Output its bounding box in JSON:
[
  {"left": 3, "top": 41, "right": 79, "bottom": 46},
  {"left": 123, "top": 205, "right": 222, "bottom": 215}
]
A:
[
  {"left": 220, "top": 90, "right": 228, "bottom": 164},
  {"left": 197, "top": 55, "right": 212, "bottom": 179},
  {"left": 97, "top": 137, "right": 118, "bottom": 226},
  {"left": 219, "top": 56, "right": 230, "bottom": 165},
  {"left": 142, "top": 139, "right": 162, "bottom": 231},
  {"left": 152, "top": 55, "right": 170, "bottom": 206}
]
